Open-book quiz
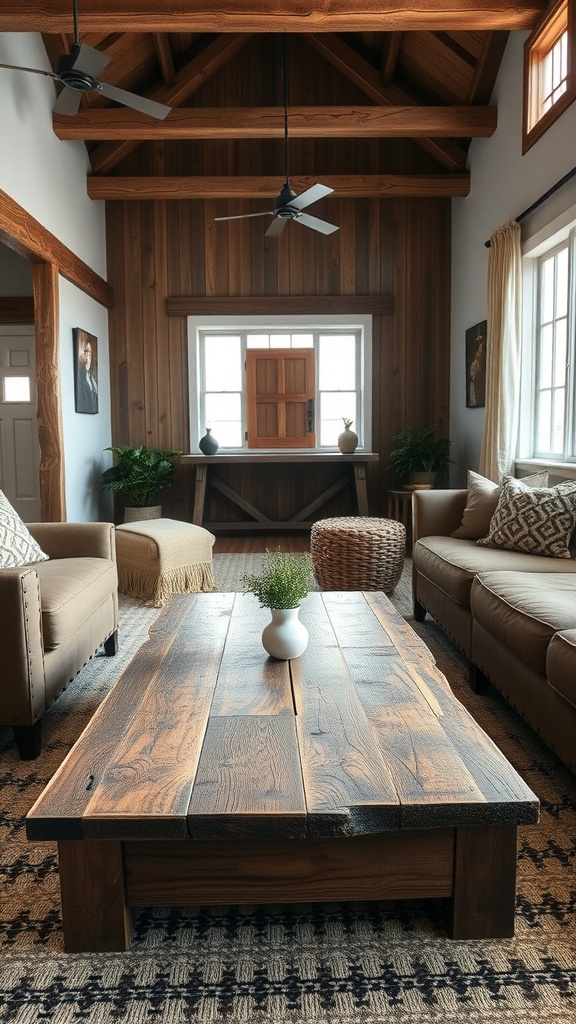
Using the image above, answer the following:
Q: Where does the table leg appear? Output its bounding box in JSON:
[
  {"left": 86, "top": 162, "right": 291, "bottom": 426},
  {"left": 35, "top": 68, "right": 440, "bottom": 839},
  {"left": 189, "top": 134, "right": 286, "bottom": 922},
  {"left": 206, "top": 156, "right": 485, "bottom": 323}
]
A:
[
  {"left": 353, "top": 464, "right": 369, "bottom": 515},
  {"left": 58, "top": 840, "right": 132, "bottom": 952},
  {"left": 446, "top": 825, "right": 517, "bottom": 938},
  {"left": 192, "top": 465, "right": 208, "bottom": 526}
]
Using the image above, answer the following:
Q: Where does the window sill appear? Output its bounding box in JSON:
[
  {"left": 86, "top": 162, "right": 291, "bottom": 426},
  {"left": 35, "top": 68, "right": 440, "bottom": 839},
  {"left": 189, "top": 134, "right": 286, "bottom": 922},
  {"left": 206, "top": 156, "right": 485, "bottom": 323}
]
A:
[{"left": 515, "top": 458, "right": 576, "bottom": 481}]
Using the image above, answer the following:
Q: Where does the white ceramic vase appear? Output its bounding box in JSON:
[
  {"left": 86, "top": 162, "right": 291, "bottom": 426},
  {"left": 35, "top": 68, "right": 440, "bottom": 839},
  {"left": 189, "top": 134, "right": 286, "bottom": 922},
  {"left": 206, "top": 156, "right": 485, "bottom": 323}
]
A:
[{"left": 262, "top": 607, "right": 309, "bottom": 660}]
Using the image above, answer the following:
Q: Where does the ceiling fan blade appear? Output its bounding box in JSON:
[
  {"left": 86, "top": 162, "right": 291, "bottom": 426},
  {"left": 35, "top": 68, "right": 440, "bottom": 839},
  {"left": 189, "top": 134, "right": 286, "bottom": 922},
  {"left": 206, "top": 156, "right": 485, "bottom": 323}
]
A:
[
  {"left": 265, "top": 218, "right": 288, "bottom": 237},
  {"left": 215, "top": 211, "right": 274, "bottom": 222},
  {"left": 97, "top": 82, "right": 171, "bottom": 120},
  {"left": 73, "top": 42, "right": 111, "bottom": 79},
  {"left": 52, "top": 86, "right": 82, "bottom": 116},
  {"left": 296, "top": 212, "right": 339, "bottom": 235},
  {"left": 288, "top": 183, "right": 334, "bottom": 212},
  {"left": 0, "top": 63, "right": 58, "bottom": 80}
]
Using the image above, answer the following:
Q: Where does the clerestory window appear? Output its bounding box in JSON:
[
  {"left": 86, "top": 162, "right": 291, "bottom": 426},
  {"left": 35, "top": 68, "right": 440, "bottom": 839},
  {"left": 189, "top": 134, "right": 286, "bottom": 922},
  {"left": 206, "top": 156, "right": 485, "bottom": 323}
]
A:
[{"left": 523, "top": 0, "right": 576, "bottom": 152}]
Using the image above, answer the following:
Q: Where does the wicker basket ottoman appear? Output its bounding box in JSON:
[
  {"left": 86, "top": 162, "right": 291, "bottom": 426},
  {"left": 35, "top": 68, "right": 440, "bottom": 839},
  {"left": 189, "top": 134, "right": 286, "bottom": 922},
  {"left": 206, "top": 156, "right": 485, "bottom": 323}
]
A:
[
  {"left": 310, "top": 516, "right": 406, "bottom": 593},
  {"left": 115, "top": 518, "right": 216, "bottom": 606}
]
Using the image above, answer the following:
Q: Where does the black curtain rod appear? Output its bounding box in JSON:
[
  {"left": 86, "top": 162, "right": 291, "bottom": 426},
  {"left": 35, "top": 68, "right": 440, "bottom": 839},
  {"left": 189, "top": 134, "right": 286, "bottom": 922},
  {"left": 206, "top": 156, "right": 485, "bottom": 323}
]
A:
[{"left": 484, "top": 165, "right": 576, "bottom": 247}]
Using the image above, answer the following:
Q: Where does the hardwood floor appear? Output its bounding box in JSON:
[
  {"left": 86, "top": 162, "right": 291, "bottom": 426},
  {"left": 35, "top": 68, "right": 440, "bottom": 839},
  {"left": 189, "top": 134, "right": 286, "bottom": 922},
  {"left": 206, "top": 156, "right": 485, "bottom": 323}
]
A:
[{"left": 213, "top": 532, "right": 311, "bottom": 553}]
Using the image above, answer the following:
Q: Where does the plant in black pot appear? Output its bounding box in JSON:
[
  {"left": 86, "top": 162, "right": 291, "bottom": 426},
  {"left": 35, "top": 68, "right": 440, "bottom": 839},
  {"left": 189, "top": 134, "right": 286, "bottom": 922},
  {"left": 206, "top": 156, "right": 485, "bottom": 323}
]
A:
[
  {"left": 388, "top": 427, "right": 453, "bottom": 490},
  {"left": 102, "top": 445, "right": 182, "bottom": 522}
]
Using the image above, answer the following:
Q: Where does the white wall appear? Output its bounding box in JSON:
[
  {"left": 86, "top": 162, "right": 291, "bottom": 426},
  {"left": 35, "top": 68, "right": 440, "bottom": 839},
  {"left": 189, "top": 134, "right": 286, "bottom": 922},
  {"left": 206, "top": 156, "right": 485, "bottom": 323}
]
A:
[
  {"left": 0, "top": 32, "right": 112, "bottom": 520},
  {"left": 450, "top": 32, "right": 576, "bottom": 486}
]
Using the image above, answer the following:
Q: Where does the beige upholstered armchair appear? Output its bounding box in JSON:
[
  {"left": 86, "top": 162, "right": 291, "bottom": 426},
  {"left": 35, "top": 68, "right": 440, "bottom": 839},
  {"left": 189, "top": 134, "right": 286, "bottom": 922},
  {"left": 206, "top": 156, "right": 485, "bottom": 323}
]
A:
[{"left": 1, "top": 522, "right": 118, "bottom": 759}]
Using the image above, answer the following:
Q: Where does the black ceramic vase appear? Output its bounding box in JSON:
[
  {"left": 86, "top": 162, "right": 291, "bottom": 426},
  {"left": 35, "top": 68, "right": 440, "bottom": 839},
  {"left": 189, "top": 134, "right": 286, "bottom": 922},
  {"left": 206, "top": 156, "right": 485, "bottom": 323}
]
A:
[{"left": 199, "top": 427, "right": 219, "bottom": 455}]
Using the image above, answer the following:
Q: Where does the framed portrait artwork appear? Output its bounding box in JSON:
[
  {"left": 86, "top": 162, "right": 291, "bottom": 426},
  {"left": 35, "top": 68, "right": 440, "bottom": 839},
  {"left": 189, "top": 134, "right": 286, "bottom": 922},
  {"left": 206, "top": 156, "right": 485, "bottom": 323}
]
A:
[
  {"left": 465, "top": 320, "right": 487, "bottom": 408},
  {"left": 73, "top": 328, "right": 99, "bottom": 414}
]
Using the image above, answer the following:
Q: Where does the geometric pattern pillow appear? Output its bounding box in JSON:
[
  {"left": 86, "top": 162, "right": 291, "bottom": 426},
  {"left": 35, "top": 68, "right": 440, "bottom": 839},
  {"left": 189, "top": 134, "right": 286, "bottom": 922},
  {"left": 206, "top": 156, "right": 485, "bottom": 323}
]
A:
[
  {"left": 451, "top": 469, "right": 550, "bottom": 540},
  {"left": 0, "top": 489, "right": 49, "bottom": 568},
  {"left": 477, "top": 475, "right": 576, "bottom": 559}
]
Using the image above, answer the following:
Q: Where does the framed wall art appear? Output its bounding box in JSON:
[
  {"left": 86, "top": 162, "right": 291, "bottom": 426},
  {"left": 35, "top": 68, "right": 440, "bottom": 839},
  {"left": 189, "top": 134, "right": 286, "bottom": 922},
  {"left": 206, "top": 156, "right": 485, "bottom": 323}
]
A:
[
  {"left": 73, "top": 328, "right": 99, "bottom": 414},
  {"left": 465, "top": 320, "right": 487, "bottom": 408}
]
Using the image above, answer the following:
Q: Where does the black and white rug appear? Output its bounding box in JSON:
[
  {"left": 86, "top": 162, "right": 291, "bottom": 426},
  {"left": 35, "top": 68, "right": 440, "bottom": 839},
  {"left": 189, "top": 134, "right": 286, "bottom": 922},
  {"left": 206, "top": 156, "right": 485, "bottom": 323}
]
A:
[{"left": 0, "top": 557, "right": 575, "bottom": 1023}]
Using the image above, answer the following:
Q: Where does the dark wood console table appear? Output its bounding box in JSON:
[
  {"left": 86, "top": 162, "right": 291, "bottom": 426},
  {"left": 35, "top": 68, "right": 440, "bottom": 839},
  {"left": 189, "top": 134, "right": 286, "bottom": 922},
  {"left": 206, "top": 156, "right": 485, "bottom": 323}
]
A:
[{"left": 180, "top": 452, "right": 379, "bottom": 531}]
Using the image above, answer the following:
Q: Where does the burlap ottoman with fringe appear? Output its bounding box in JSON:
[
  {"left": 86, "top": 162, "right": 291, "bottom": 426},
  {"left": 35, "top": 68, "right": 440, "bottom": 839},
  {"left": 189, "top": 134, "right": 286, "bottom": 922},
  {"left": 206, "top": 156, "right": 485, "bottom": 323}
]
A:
[
  {"left": 311, "top": 515, "right": 406, "bottom": 593},
  {"left": 115, "top": 518, "right": 216, "bottom": 606}
]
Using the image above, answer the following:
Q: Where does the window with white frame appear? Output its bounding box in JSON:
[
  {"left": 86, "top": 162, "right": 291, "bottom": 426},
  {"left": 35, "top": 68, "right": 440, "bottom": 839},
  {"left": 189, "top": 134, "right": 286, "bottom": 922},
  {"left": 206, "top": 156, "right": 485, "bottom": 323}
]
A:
[
  {"left": 187, "top": 315, "right": 372, "bottom": 451},
  {"left": 521, "top": 227, "right": 576, "bottom": 462}
]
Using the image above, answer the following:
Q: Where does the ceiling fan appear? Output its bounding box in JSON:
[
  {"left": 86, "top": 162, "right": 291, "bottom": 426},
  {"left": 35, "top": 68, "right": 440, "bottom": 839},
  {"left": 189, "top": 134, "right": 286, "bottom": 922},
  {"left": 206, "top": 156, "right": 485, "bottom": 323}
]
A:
[
  {"left": 215, "top": 37, "right": 338, "bottom": 237},
  {"left": 0, "top": 0, "right": 171, "bottom": 120}
]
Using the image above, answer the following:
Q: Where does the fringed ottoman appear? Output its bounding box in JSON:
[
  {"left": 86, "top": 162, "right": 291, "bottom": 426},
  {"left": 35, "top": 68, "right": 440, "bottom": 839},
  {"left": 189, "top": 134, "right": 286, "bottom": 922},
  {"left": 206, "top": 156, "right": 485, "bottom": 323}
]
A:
[
  {"left": 115, "top": 518, "right": 216, "bottom": 606},
  {"left": 310, "top": 516, "right": 405, "bottom": 593}
]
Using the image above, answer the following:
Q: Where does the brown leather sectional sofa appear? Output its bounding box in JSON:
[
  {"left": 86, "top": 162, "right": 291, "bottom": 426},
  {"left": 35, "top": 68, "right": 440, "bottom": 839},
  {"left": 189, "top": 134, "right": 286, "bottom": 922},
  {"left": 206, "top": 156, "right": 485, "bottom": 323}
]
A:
[
  {"left": 1, "top": 522, "right": 118, "bottom": 759},
  {"left": 412, "top": 487, "right": 576, "bottom": 773}
]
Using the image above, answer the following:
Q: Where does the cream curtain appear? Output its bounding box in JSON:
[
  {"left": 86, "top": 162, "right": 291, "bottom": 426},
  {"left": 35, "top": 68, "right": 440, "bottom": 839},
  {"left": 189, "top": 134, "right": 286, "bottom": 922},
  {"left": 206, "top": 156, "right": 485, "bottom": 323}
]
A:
[{"left": 478, "top": 219, "right": 522, "bottom": 482}]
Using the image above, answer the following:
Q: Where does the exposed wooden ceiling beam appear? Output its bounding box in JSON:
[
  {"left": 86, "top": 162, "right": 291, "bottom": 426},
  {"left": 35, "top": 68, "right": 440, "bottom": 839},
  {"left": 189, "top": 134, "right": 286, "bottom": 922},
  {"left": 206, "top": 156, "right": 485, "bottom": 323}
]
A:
[
  {"left": 465, "top": 31, "right": 509, "bottom": 104},
  {"left": 89, "top": 33, "right": 253, "bottom": 174},
  {"left": 152, "top": 32, "right": 175, "bottom": 87},
  {"left": 0, "top": 1, "right": 545, "bottom": 33},
  {"left": 380, "top": 32, "right": 402, "bottom": 85},
  {"left": 302, "top": 34, "right": 468, "bottom": 170},
  {"left": 55, "top": 105, "right": 497, "bottom": 141},
  {"left": 87, "top": 174, "right": 470, "bottom": 200}
]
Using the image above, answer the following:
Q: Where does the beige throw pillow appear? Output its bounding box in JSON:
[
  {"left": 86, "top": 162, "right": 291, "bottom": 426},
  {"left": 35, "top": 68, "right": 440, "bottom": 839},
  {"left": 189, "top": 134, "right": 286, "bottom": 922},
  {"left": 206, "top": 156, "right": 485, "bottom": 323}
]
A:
[
  {"left": 0, "top": 490, "right": 49, "bottom": 568},
  {"left": 452, "top": 469, "right": 550, "bottom": 540},
  {"left": 477, "top": 475, "right": 576, "bottom": 558}
]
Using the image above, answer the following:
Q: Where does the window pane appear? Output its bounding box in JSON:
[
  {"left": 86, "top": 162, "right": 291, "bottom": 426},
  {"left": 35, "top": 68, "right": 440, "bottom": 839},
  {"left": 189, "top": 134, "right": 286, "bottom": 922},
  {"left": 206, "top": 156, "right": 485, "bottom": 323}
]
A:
[
  {"left": 539, "top": 323, "right": 553, "bottom": 388},
  {"left": 318, "top": 335, "right": 356, "bottom": 390},
  {"left": 205, "top": 392, "right": 242, "bottom": 447},
  {"left": 551, "top": 389, "right": 565, "bottom": 453},
  {"left": 3, "top": 376, "right": 30, "bottom": 402},
  {"left": 555, "top": 247, "right": 569, "bottom": 316},
  {"left": 247, "top": 334, "right": 269, "bottom": 348},
  {"left": 204, "top": 336, "right": 241, "bottom": 389},
  {"left": 536, "top": 391, "right": 552, "bottom": 451},
  {"left": 291, "top": 334, "right": 314, "bottom": 348},
  {"left": 554, "top": 319, "right": 567, "bottom": 386},
  {"left": 540, "top": 257, "right": 555, "bottom": 324},
  {"left": 320, "top": 392, "right": 357, "bottom": 446},
  {"left": 270, "top": 333, "right": 291, "bottom": 348}
]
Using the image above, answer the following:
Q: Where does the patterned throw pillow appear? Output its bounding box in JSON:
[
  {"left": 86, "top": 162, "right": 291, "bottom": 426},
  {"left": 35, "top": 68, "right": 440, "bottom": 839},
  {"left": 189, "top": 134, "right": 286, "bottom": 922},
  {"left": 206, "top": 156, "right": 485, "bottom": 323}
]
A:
[
  {"left": 477, "top": 476, "right": 576, "bottom": 558},
  {"left": 0, "top": 490, "right": 49, "bottom": 568},
  {"left": 452, "top": 469, "right": 549, "bottom": 540}
]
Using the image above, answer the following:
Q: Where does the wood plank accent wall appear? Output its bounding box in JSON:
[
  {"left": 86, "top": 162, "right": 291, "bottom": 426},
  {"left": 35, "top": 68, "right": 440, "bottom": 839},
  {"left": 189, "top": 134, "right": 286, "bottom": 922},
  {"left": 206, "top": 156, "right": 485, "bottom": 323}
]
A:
[{"left": 105, "top": 37, "right": 451, "bottom": 524}]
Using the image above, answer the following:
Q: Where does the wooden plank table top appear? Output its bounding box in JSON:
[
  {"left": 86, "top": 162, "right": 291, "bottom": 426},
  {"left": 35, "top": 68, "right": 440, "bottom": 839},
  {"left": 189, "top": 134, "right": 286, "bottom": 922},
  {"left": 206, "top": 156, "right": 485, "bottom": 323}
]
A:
[
  {"left": 26, "top": 590, "right": 539, "bottom": 951},
  {"left": 28, "top": 591, "right": 538, "bottom": 842}
]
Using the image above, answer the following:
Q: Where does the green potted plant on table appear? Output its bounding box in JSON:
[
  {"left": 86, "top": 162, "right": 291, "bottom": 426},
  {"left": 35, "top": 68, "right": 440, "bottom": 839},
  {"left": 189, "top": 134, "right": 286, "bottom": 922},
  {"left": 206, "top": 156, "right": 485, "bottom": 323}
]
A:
[
  {"left": 388, "top": 426, "right": 453, "bottom": 489},
  {"left": 241, "top": 548, "right": 314, "bottom": 660},
  {"left": 101, "top": 445, "right": 182, "bottom": 522}
]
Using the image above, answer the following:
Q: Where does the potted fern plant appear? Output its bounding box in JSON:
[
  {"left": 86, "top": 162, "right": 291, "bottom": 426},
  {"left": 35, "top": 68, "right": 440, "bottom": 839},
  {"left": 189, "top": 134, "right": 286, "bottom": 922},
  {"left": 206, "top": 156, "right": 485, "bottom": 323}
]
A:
[
  {"left": 101, "top": 445, "right": 182, "bottom": 521},
  {"left": 241, "top": 548, "right": 314, "bottom": 660},
  {"left": 388, "top": 427, "right": 453, "bottom": 489}
]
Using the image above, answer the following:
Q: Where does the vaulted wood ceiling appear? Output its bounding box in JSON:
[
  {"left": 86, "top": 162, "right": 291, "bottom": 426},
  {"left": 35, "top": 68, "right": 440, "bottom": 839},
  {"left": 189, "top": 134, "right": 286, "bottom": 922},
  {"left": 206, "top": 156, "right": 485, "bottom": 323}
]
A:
[{"left": 1, "top": 1, "right": 546, "bottom": 202}]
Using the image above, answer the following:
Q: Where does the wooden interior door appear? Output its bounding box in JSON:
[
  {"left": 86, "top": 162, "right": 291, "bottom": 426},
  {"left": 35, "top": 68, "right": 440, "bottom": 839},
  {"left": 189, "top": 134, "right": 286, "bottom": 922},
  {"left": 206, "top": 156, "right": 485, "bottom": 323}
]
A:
[{"left": 246, "top": 349, "right": 315, "bottom": 448}]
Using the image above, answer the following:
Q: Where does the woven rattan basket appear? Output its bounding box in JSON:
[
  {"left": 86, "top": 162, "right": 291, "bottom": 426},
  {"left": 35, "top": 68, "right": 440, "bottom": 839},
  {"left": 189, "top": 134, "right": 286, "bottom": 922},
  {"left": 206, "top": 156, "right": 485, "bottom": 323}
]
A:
[{"left": 311, "top": 516, "right": 406, "bottom": 593}]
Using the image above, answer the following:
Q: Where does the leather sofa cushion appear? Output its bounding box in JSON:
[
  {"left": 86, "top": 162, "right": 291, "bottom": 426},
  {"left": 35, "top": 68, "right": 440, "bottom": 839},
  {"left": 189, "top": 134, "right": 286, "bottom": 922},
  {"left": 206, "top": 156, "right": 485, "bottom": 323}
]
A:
[
  {"left": 36, "top": 557, "right": 118, "bottom": 650},
  {"left": 547, "top": 629, "right": 576, "bottom": 709},
  {"left": 413, "top": 536, "right": 576, "bottom": 608},
  {"left": 471, "top": 572, "right": 576, "bottom": 675}
]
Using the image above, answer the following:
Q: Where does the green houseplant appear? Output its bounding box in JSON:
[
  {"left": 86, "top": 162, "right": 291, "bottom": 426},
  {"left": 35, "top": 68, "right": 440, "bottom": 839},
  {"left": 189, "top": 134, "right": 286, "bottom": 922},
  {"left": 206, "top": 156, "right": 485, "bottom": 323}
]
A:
[
  {"left": 241, "top": 548, "right": 314, "bottom": 660},
  {"left": 388, "top": 427, "right": 453, "bottom": 489},
  {"left": 101, "top": 445, "right": 182, "bottom": 519}
]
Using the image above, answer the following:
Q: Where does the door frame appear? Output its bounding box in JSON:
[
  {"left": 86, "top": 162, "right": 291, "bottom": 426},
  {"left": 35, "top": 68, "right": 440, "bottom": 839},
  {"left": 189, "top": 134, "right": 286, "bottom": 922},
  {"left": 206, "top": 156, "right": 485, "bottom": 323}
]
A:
[{"left": 0, "top": 189, "right": 113, "bottom": 521}]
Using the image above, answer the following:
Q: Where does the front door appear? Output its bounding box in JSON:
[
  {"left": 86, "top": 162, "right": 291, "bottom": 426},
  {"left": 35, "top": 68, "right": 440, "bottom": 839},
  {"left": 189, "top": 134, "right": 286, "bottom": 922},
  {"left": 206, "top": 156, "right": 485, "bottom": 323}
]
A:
[{"left": 0, "top": 327, "right": 41, "bottom": 520}]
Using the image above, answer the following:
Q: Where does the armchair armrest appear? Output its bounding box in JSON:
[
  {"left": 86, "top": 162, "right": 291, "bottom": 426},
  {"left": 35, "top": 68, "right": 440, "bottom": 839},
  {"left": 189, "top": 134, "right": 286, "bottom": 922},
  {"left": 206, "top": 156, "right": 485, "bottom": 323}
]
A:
[
  {"left": 0, "top": 567, "right": 46, "bottom": 722},
  {"left": 412, "top": 489, "right": 468, "bottom": 542},
  {"left": 27, "top": 522, "right": 116, "bottom": 561}
]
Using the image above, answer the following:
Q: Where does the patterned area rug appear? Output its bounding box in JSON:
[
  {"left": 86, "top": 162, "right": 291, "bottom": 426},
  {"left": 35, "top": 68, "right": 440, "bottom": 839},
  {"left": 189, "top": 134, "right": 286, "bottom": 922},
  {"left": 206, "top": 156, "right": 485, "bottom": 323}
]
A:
[{"left": 1, "top": 558, "right": 575, "bottom": 1023}]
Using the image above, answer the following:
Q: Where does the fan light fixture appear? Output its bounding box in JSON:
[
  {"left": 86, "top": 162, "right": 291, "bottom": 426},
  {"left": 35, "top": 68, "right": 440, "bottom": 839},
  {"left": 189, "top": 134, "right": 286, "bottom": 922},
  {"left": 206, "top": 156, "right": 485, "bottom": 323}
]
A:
[{"left": 215, "top": 36, "right": 338, "bottom": 237}]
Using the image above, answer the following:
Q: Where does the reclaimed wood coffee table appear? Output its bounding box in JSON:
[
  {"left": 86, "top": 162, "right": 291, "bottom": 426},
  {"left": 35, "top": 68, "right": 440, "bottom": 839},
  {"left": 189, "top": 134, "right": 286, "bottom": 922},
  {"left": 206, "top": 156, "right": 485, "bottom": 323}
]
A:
[{"left": 27, "top": 591, "right": 539, "bottom": 952}]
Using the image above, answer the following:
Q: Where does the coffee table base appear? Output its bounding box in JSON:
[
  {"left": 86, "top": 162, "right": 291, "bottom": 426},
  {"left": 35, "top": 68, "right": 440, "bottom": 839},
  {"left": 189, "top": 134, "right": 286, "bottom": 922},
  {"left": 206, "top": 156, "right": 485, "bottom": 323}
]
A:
[{"left": 57, "top": 825, "right": 518, "bottom": 951}]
